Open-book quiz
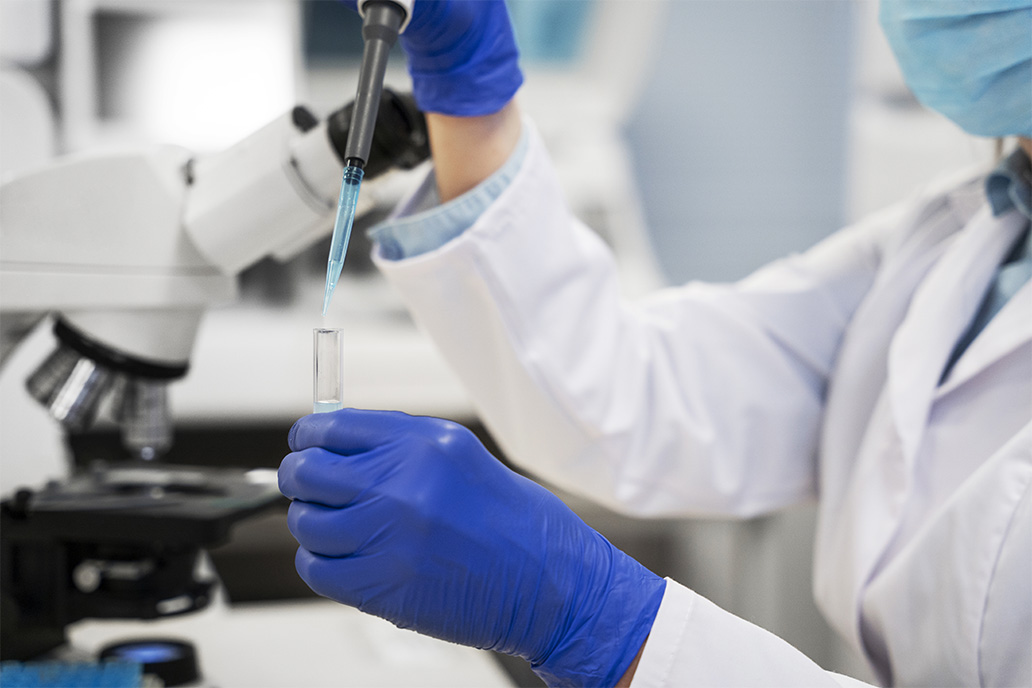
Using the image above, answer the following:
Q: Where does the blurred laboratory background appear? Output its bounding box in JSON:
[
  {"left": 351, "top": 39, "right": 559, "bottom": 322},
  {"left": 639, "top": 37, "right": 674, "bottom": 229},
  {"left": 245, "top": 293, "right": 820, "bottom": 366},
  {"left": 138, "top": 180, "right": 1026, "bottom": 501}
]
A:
[{"left": 0, "top": 0, "right": 996, "bottom": 685}]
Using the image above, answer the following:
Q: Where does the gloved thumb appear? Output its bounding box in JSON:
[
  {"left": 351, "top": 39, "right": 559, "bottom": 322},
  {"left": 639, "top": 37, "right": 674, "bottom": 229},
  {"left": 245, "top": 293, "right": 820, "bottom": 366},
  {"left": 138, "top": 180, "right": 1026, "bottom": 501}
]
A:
[{"left": 288, "top": 407, "right": 416, "bottom": 454}]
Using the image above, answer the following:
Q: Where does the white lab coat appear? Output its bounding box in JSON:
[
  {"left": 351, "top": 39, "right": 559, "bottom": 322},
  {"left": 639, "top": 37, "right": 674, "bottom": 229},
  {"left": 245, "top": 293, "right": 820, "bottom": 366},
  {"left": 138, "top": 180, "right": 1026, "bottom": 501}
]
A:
[{"left": 374, "top": 124, "right": 1031, "bottom": 687}]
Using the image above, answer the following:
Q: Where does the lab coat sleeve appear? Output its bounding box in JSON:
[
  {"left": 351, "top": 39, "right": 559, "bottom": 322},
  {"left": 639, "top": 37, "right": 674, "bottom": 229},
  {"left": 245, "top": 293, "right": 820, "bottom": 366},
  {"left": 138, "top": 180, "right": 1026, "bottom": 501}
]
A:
[
  {"left": 634, "top": 580, "right": 875, "bottom": 687},
  {"left": 369, "top": 128, "right": 530, "bottom": 260},
  {"left": 373, "top": 120, "right": 899, "bottom": 518}
]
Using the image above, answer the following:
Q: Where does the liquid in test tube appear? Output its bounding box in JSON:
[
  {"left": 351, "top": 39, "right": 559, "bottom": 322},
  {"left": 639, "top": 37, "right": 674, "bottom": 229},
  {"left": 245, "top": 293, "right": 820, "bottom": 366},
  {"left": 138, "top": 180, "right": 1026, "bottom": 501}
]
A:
[{"left": 313, "top": 328, "right": 344, "bottom": 414}]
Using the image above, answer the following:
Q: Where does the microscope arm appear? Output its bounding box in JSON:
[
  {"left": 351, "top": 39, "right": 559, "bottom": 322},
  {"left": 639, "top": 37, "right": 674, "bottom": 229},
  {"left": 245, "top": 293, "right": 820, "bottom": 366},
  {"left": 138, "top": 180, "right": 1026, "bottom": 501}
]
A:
[
  {"left": 2, "top": 92, "right": 426, "bottom": 359},
  {"left": 0, "top": 91, "right": 428, "bottom": 453}
]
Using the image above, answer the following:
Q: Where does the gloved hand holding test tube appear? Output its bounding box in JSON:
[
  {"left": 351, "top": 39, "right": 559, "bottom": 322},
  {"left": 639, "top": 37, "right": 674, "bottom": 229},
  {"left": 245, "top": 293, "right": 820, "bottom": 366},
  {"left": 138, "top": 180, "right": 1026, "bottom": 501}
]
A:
[{"left": 322, "top": 0, "right": 415, "bottom": 316}]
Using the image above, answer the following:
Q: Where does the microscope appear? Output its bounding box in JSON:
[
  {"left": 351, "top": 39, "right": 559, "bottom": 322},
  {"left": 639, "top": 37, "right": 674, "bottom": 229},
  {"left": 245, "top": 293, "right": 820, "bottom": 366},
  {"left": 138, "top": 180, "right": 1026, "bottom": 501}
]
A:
[{"left": 0, "top": 90, "right": 429, "bottom": 661}]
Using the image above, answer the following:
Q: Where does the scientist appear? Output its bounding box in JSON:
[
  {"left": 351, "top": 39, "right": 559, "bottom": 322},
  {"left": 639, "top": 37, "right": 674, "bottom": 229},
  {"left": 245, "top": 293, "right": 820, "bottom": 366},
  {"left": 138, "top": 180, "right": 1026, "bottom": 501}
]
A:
[{"left": 278, "top": 0, "right": 1032, "bottom": 685}]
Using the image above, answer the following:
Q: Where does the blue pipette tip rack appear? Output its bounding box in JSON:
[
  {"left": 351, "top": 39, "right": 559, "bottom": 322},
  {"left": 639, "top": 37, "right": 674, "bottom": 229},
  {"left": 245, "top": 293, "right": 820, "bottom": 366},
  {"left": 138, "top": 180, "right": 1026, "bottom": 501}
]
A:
[{"left": 0, "top": 661, "right": 143, "bottom": 688}]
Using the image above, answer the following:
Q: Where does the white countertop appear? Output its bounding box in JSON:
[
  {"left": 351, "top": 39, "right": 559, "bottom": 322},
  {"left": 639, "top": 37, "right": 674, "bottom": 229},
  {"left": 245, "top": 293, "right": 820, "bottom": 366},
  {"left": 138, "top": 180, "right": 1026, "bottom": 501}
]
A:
[
  {"left": 68, "top": 596, "right": 514, "bottom": 688},
  {"left": 171, "top": 275, "right": 477, "bottom": 426}
]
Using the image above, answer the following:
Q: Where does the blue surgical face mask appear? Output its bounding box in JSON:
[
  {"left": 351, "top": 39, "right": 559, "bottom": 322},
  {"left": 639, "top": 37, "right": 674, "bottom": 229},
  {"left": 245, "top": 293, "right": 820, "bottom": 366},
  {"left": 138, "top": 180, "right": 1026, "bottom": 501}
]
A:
[{"left": 879, "top": 0, "right": 1032, "bottom": 138}]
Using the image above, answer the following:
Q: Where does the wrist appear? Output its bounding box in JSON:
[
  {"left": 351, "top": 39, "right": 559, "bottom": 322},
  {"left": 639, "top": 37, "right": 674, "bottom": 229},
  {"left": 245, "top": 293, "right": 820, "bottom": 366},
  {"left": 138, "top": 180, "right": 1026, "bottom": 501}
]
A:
[
  {"left": 616, "top": 637, "right": 648, "bottom": 688},
  {"left": 531, "top": 551, "right": 665, "bottom": 688},
  {"left": 426, "top": 100, "right": 523, "bottom": 201}
]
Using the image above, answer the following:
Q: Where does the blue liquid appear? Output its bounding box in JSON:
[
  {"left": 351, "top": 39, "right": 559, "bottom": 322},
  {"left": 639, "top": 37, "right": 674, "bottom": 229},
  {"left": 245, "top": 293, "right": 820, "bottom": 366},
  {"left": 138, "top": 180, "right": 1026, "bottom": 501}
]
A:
[
  {"left": 313, "top": 400, "right": 343, "bottom": 414},
  {"left": 322, "top": 165, "right": 365, "bottom": 315}
]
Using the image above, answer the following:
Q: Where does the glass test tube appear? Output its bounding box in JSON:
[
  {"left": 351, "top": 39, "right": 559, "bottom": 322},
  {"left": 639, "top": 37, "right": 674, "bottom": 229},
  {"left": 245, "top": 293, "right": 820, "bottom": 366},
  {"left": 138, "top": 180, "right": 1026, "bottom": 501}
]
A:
[{"left": 313, "top": 328, "right": 344, "bottom": 414}]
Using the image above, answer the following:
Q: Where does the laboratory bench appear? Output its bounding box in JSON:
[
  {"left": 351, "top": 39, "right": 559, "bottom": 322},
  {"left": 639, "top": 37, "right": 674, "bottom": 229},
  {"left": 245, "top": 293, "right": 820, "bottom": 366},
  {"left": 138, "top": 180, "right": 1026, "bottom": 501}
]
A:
[{"left": 67, "top": 595, "right": 515, "bottom": 688}]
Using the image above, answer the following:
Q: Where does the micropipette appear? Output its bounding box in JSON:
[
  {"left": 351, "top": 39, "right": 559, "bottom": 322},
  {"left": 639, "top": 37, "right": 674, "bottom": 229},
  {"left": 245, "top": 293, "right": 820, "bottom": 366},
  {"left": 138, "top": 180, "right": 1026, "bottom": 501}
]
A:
[{"left": 322, "top": 0, "right": 414, "bottom": 316}]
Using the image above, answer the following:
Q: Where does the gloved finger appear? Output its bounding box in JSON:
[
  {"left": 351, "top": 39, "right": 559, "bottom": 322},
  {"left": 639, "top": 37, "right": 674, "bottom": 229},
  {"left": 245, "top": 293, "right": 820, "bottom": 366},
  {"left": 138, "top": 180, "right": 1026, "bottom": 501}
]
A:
[
  {"left": 278, "top": 446, "right": 371, "bottom": 506},
  {"left": 294, "top": 546, "right": 394, "bottom": 613},
  {"left": 286, "top": 498, "right": 387, "bottom": 557},
  {"left": 288, "top": 407, "right": 421, "bottom": 454}
]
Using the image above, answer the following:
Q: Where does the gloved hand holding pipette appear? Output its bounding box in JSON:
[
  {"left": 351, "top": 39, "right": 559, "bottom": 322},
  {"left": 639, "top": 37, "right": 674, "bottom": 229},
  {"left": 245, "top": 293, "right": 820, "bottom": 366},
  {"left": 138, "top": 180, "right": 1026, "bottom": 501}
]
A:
[
  {"left": 322, "top": 0, "right": 524, "bottom": 314},
  {"left": 341, "top": 0, "right": 523, "bottom": 116},
  {"left": 279, "top": 409, "right": 665, "bottom": 687}
]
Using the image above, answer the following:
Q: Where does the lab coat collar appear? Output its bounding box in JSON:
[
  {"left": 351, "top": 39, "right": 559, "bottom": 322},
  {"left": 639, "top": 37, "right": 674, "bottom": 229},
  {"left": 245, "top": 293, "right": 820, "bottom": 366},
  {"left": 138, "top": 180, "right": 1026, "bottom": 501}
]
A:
[
  {"left": 938, "top": 279, "right": 1032, "bottom": 396},
  {"left": 888, "top": 207, "right": 1030, "bottom": 466}
]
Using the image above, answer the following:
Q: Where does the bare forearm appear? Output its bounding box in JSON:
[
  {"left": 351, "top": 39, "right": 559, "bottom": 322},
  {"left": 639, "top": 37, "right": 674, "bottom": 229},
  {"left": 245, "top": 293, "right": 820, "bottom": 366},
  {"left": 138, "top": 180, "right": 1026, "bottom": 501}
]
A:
[
  {"left": 426, "top": 100, "right": 523, "bottom": 202},
  {"left": 616, "top": 637, "right": 647, "bottom": 687}
]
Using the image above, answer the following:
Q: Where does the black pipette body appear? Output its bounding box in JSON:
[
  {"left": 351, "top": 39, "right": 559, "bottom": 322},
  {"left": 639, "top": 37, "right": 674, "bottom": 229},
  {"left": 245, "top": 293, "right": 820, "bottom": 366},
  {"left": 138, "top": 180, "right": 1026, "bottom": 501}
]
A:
[{"left": 345, "top": 1, "right": 407, "bottom": 170}]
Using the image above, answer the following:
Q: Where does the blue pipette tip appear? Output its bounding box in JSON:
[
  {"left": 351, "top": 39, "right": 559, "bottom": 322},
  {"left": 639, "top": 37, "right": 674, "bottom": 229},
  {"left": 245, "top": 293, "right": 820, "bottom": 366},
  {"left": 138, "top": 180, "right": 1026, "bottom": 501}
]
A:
[
  {"left": 322, "top": 263, "right": 339, "bottom": 316},
  {"left": 322, "top": 165, "right": 365, "bottom": 315}
]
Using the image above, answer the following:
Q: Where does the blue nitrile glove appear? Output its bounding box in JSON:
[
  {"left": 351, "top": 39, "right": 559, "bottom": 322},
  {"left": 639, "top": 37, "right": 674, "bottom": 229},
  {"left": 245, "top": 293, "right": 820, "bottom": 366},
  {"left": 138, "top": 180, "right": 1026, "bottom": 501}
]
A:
[
  {"left": 345, "top": 0, "right": 523, "bottom": 116},
  {"left": 279, "top": 409, "right": 665, "bottom": 687}
]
